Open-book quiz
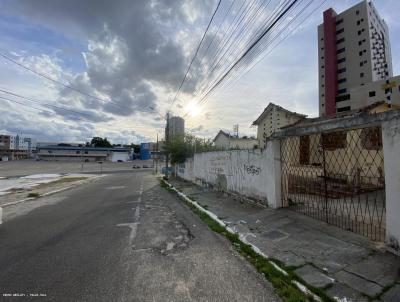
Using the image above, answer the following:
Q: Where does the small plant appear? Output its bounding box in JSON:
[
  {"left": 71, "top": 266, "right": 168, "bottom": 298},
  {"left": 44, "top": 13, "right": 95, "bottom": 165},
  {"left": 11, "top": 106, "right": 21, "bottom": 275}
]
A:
[{"left": 27, "top": 192, "right": 40, "bottom": 198}]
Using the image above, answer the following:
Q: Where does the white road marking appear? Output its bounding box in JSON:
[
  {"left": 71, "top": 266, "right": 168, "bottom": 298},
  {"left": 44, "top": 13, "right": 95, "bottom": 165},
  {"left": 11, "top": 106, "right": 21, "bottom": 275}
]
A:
[
  {"left": 106, "top": 186, "right": 126, "bottom": 190},
  {"left": 117, "top": 222, "right": 139, "bottom": 245},
  {"left": 117, "top": 184, "right": 143, "bottom": 246}
]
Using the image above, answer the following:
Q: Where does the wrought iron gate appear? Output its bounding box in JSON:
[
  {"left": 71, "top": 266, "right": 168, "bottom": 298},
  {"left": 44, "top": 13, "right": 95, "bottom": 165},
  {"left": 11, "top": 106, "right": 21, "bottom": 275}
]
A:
[{"left": 281, "top": 126, "right": 386, "bottom": 241}]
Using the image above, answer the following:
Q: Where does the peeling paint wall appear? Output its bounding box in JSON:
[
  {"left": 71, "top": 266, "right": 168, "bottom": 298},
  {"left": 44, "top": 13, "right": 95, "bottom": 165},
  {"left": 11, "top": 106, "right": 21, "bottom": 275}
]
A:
[
  {"left": 177, "top": 141, "right": 281, "bottom": 208},
  {"left": 382, "top": 117, "right": 400, "bottom": 253}
]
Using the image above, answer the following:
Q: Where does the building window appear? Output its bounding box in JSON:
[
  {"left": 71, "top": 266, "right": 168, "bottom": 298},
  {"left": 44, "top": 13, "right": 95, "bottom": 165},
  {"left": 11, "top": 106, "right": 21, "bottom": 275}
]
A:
[
  {"left": 336, "top": 94, "right": 350, "bottom": 102},
  {"left": 337, "top": 57, "right": 346, "bottom": 64},
  {"left": 76, "top": 151, "right": 80, "bottom": 154},
  {"left": 338, "top": 67, "right": 346, "bottom": 73},
  {"left": 360, "top": 62, "right": 364, "bottom": 67},
  {"left": 338, "top": 88, "right": 347, "bottom": 94},
  {"left": 360, "top": 72, "right": 364, "bottom": 77},
  {"left": 337, "top": 48, "right": 345, "bottom": 54},
  {"left": 356, "top": 10, "right": 359, "bottom": 15},
  {"left": 358, "top": 30, "right": 362, "bottom": 36},
  {"left": 336, "top": 18, "right": 343, "bottom": 25},
  {"left": 337, "top": 106, "right": 351, "bottom": 112},
  {"left": 336, "top": 28, "right": 344, "bottom": 35},
  {"left": 338, "top": 78, "right": 346, "bottom": 83},
  {"left": 359, "top": 51, "right": 363, "bottom": 56},
  {"left": 369, "top": 91, "right": 376, "bottom": 97},
  {"left": 337, "top": 37, "right": 345, "bottom": 44}
]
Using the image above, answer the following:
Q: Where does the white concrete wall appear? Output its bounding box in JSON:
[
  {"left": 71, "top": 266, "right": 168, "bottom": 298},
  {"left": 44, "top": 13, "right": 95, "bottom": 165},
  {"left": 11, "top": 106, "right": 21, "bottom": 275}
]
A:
[
  {"left": 177, "top": 141, "right": 281, "bottom": 208},
  {"left": 382, "top": 117, "right": 400, "bottom": 253},
  {"left": 178, "top": 158, "right": 194, "bottom": 181}
]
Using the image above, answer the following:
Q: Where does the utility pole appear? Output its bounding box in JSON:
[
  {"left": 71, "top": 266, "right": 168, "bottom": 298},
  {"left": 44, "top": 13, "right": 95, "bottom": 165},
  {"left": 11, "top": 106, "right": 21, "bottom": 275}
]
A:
[
  {"left": 155, "top": 133, "right": 159, "bottom": 174},
  {"left": 165, "top": 112, "right": 170, "bottom": 177}
]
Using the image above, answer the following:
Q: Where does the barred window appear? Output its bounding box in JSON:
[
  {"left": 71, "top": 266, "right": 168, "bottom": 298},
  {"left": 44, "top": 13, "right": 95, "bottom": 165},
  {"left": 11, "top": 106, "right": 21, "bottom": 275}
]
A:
[
  {"left": 361, "top": 127, "right": 382, "bottom": 150},
  {"left": 321, "top": 131, "right": 347, "bottom": 150}
]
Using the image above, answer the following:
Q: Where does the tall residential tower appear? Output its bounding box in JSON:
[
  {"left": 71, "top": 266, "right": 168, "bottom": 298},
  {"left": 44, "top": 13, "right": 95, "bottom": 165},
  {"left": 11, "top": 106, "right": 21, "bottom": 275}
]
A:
[{"left": 318, "top": 0, "right": 393, "bottom": 116}]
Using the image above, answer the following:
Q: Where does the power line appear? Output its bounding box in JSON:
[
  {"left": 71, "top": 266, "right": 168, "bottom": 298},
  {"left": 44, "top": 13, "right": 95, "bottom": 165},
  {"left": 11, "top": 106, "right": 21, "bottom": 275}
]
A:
[
  {"left": 169, "top": 0, "right": 222, "bottom": 110},
  {"left": 194, "top": 0, "right": 301, "bottom": 110},
  {"left": 221, "top": 0, "right": 327, "bottom": 94},
  {"left": 0, "top": 52, "right": 125, "bottom": 110},
  {"left": 196, "top": 0, "right": 293, "bottom": 99},
  {"left": 191, "top": 0, "right": 275, "bottom": 102},
  {"left": 0, "top": 95, "right": 54, "bottom": 114},
  {"left": 0, "top": 88, "right": 93, "bottom": 119}
]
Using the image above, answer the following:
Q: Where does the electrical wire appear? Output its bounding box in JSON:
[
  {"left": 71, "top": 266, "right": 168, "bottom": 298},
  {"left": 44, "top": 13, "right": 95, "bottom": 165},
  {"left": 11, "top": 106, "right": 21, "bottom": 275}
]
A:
[
  {"left": 183, "top": 0, "right": 301, "bottom": 117},
  {"left": 169, "top": 0, "right": 223, "bottom": 110},
  {"left": 0, "top": 52, "right": 126, "bottom": 110},
  {"left": 0, "top": 88, "right": 93, "bottom": 118}
]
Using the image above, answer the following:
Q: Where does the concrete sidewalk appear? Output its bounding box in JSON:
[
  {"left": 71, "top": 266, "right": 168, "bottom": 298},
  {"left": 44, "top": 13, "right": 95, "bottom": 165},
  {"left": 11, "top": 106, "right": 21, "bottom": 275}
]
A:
[{"left": 169, "top": 178, "right": 400, "bottom": 302}]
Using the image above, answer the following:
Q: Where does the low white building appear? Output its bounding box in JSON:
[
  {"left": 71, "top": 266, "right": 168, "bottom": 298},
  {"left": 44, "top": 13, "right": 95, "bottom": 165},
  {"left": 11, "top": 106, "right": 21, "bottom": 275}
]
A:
[
  {"left": 213, "top": 130, "right": 258, "bottom": 150},
  {"left": 37, "top": 145, "right": 131, "bottom": 162},
  {"left": 252, "top": 103, "right": 306, "bottom": 149}
]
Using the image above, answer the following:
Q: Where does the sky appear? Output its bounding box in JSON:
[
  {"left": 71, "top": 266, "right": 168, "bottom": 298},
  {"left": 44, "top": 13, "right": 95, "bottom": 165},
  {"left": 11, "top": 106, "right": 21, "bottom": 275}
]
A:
[{"left": 0, "top": 0, "right": 399, "bottom": 144}]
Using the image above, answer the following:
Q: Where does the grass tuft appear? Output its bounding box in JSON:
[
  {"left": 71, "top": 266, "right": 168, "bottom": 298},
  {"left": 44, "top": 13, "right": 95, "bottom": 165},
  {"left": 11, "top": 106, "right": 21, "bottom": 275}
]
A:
[{"left": 27, "top": 192, "right": 40, "bottom": 198}]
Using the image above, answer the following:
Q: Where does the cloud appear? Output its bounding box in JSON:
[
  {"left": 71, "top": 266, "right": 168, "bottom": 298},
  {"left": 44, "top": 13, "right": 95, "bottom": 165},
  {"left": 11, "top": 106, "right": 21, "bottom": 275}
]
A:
[
  {"left": 2, "top": 0, "right": 212, "bottom": 115},
  {"left": 0, "top": 0, "right": 219, "bottom": 142},
  {"left": 1, "top": 0, "right": 399, "bottom": 144}
]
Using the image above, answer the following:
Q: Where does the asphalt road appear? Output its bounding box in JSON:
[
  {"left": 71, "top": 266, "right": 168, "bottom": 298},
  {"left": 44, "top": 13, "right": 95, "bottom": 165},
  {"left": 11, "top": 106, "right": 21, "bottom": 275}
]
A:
[
  {"left": 0, "top": 171, "right": 280, "bottom": 302},
  {"left": 0, "top": 160, "right": 157, "bottom": 177}
]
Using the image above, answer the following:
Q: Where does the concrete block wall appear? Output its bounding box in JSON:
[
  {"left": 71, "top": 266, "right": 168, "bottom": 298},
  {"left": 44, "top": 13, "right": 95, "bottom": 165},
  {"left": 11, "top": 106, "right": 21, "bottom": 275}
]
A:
[{"left": 177, "top": 140, "right": 281, "bottom": 208}]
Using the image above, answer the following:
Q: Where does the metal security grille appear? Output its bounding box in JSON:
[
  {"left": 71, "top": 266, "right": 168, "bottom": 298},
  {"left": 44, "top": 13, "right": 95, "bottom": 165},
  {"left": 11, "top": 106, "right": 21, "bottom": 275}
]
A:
[{"left": 281, "top": 126, "right": 386, "bottom": 241}]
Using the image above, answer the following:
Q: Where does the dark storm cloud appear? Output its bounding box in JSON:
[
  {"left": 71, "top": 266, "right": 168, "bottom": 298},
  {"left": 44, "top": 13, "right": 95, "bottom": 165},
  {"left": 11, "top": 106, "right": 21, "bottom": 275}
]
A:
[{"left": 4, "top": 0, "right": 216, "bottom": 118}]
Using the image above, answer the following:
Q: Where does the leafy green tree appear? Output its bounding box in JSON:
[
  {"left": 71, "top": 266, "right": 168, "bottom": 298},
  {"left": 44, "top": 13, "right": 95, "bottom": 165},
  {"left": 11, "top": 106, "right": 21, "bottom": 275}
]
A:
[
  {"left": 165, "top": 133, "right": 217, "bottom": 164},
  {"left": 128, "top": 144, "right": 141, "bottom": 153},
  {"left": 90, "top": 137, "right": 113, "bottom": 148}
]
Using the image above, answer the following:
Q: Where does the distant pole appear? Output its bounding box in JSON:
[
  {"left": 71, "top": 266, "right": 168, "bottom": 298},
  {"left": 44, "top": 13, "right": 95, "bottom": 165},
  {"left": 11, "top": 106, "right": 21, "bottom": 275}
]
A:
[
  {"left": 156, "top": 133, "right": 159, "bottom": 174},
  {"left": 81, "top": 145, "right": 84, "bottom": 171},
  {"left": 165, "top": 112, "right": 170, "bottom": 176}
]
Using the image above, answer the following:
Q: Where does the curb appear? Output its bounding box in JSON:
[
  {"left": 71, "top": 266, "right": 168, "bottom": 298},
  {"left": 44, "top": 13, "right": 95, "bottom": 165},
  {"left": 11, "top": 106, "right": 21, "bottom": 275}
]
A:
[{"left": 162, "top": 179, "right": 324, "bottom": 302}]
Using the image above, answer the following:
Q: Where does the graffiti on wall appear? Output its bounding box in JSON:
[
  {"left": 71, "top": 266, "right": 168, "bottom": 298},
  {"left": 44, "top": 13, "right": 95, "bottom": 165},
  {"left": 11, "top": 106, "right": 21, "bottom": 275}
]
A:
[
  {"left": 209, "top": 155, "right": 230, "bottom": 174},
  {"left": 244, "top": 164, "right": 261, "bottom": 176}
]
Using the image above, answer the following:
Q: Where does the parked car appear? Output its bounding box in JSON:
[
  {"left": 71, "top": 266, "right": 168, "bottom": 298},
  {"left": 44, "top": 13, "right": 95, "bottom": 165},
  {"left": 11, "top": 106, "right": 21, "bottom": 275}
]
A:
[{"left": 132, "top": 165, "right": 141, "bottom": 169}]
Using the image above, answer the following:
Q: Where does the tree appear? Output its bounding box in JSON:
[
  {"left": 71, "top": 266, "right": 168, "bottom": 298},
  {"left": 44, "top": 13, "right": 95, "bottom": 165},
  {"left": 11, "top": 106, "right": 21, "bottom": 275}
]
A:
[
  {"left": 90, "top": 137, "right": 113, "bottom": 148},
  {"left": 165, "top": 133, "right": 217, "bottom": 165},
  {"left": 128, "top": 143, "right": 141, "bottom": 153}
]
